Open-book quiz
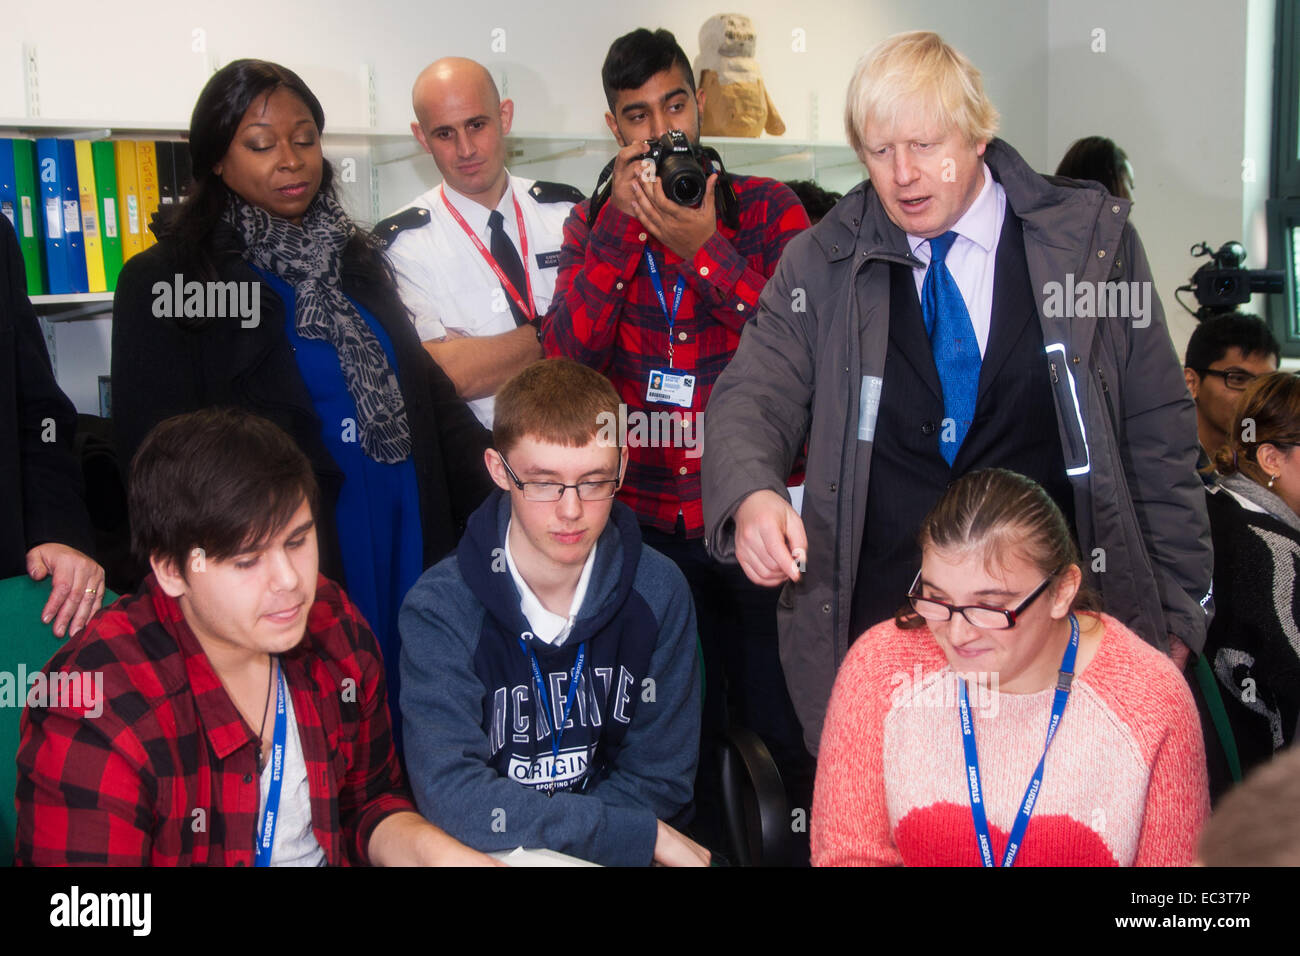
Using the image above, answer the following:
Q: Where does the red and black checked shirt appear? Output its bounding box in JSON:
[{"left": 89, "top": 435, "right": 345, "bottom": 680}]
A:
[
  {"left": 15, "top": 574, "right": 415, "bottom": 866},
  {"left": 542, "top": 175, "right": 809, "bottom": 536}
]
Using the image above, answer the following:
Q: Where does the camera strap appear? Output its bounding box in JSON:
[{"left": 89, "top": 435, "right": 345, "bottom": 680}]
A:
[
  {"left": 587, "top": 156, "right": 618, "bottom": 225},
  {"left": 698, "top": 147, "right": 740, "bottom": 231}
]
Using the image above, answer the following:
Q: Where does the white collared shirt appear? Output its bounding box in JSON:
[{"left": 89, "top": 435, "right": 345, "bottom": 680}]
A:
[
  {"left": 503, "top": 519, "right": 598, "bottom": 646},
  {"left": 384, "top": 171, "right": 574, "bottom": 427},
  {"left": 906, "top": 163, "right": 1007, "bottom": 357},
  {"left": 441, "top": 178, "right": 523, "bottom": 260}
]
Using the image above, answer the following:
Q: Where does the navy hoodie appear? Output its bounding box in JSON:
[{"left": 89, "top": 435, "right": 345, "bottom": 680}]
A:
[{"left": 399, "top": 489, "right": 700, "bottom": 866}]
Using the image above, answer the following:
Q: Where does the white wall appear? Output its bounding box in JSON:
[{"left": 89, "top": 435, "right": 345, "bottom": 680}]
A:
[
  {"left": 0, "top": 0, "right": 1267, "bottom": 410},
  {"left": 1244, "top": 0, "right": 1276, "bottom": 270},
  {"left": 1046, "top": 0, "right": 1262, "bottom": 356},
  {"left": 0, "top": 0, "right": 1049, "bottom": 207}
]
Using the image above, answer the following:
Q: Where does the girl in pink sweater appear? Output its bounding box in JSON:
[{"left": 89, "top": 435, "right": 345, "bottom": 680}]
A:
[{"left": 812, "top": 469, "right": 1209, "bottom": 866}]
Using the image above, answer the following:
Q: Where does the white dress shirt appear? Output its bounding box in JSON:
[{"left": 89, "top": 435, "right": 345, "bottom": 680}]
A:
[
  {"left": 442, "top": 179, "right": 524, "bottom": 267},
  {"left": 384, "top": 171, "right": 574, "bottom": 427},
  {"left": 906, "top": 163, "right": 1007, "bottom": 357},
  {"left": 503, "top": 518, "right": 598, "bottom": 646}
]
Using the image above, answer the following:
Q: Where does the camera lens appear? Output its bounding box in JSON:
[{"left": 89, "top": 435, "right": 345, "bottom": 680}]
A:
[
  {"left": 1214, "top": 275, "right": 1238, "bottom": 297},
  {"left": 659, "top": 155, "right": 706, "bottom": 206}
]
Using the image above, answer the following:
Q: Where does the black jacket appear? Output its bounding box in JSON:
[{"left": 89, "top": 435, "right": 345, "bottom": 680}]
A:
[
  {"left": 110, "top": 222, "right": 494, "bottom": 585},
  {"left": 0, "top": 214, "right": 94, "bottom": 577}
]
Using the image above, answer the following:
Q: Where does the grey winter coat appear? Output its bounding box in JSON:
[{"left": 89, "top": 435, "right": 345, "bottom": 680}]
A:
[{"left": 702, "top": 138, "right": 1213, "bottom": 753}]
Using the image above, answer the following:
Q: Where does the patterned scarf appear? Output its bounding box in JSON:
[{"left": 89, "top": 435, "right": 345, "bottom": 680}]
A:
[{"left": 224, "top": 191, "right": 412, "bottom": 464}]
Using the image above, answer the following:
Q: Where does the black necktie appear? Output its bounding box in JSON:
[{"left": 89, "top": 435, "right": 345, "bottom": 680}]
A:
[{"left": 488, "top": 209, "right": 530, "bottom": 326}]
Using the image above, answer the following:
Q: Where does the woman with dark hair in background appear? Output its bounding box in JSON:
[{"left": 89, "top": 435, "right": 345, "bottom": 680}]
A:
[
  {"left": 813, "top": 468, "right": 1207, "bottom": 866},
  {"left": 110, "top": 60, "right": 493, "bottom": 737},
  {"left": 1055, "top": 135, "right": 1133, "bottom": 200},
  {"left": 1202, "top": 372, "right": 1300, "bottom": 798}
]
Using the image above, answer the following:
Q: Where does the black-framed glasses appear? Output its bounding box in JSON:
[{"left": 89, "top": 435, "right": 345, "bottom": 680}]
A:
[
  {"left": 497, "top": 453, "right": 622, "bottom": 502},
  {"left": 1192, "top": 367, "right": 1261, "bottom": 391},
  {"left": 907, "top": 566, "right": 1064, "bottom": 630}
]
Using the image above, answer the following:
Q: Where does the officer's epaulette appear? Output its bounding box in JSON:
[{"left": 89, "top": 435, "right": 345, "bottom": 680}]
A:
[
  {"left": 528, "top": 181, "right": 585, "bottom": 205},
  {"left": 372, "top": 206, "right": 431, "bottom": 250}
]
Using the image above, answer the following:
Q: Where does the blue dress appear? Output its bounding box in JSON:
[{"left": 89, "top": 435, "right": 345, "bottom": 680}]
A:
[{"left": 256, "top": 269, "right": 423, "bottom": 751}]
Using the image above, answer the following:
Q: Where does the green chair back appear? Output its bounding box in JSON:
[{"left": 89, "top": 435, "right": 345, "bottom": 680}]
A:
[{"left": 0, "top": 575, "right": 117, "bottom": 866}]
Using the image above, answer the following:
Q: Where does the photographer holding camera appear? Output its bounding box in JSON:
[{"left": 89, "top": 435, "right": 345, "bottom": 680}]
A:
[{"left": 541, "top": 27, "right": 812, "bottom": 858}]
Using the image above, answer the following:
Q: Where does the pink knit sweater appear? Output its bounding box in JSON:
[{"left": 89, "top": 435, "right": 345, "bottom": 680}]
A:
[{"left": 811, "top": 613, "right": 1209, "bottom": 866}]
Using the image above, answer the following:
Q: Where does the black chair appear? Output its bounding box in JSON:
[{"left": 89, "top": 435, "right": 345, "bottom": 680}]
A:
[{"left": 718, "top": 725, "right": 791, "bottom": 866}]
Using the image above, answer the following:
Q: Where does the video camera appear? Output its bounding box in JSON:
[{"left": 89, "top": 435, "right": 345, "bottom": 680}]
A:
[{"left": 1181, "top": 241, "right": 1283, "bottom": 319}]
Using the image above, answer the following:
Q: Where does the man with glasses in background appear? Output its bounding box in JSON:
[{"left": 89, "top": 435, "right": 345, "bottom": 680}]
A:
[
  {"left": 1184, "top": 312, "right": 1281, "bottom": 483},
  {"left": 398, "top": 359, "right": 708, "bottom": 867}
]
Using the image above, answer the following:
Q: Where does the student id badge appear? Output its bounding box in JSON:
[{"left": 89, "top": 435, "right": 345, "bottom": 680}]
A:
[{"left": 646, "top": 368, "right": 695, "bottom": 407}]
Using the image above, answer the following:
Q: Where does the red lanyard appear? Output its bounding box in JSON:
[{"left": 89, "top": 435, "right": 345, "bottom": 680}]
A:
[{"left": 440, "top": 187, "right": 536, "bottom": 322}]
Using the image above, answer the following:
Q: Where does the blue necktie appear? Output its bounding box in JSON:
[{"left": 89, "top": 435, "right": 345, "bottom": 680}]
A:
[{"left": 921, "top": 231, "right": 980, "bottom": 466}]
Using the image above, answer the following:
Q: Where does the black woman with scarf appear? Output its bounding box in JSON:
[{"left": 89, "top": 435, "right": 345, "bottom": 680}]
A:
[{"left": 111, "top": 60, "right": 493, "bottom": 743}]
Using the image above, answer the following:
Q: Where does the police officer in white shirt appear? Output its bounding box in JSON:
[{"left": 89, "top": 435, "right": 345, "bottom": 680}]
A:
[{"left": 377, "top": 57, "right": 582, "bottom": 428}]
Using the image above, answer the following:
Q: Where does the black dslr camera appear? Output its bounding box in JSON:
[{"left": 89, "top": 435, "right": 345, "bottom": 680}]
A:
[
  {"left": 638, "top": 130, "right": 708, "bottom": 207},
  {"left": 1182, "top": 240, "right": 1283, "bottom": 319},
  {"left": 586, "top": 133, "right": 739, "bottom": 229}
]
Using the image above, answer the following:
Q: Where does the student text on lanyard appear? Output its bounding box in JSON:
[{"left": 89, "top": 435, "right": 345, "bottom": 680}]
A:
[
  {"left": 254, "top": 662, "right": 288, "bottom": 867},
  {"left": 643, "top": 249, "right": 685, "bottom": 370},
  {"left": 519, "top": 635, "right": 587, "bottom": 786},
  {"left": 957, "top": 613, "right": 1079, "bottom": 867},
  {"left": 441, "top": 189, "right": 537, "bottom": 322}
]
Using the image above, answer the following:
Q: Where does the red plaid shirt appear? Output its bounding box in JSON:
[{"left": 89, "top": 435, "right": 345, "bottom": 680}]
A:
[
  {"left": 15, "top": 574, "right": 415, "bottom": 866},
  {"left": 542, "top": 175, "right": 809, "bottom": 536}
]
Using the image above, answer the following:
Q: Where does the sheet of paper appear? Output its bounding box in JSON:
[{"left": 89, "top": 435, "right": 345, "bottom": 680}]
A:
[{"left": 489, "top": 847, "right": 602, "bottom": 867}]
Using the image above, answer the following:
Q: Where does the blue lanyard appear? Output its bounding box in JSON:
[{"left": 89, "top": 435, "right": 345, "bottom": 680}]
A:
[
  {"left": 643, "top": 249, "right": 685, "bottom": 334},
  {"left": 958, "top": 614, "right": 1079, "bottom": 867},
  {"left": 254, "top": 662, "right": 287, "bottom": 867},
  {"left": 519, "top": 638, "right": 587, "bottom": 777}
]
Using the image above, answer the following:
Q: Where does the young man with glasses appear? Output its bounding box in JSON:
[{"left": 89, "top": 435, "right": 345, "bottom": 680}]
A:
[
  {"left": 398, "top": 359, "right": 708, "bottom": 866},
  {"left": 1184, "top": 312, "right": 1281, "bottom": 480}
]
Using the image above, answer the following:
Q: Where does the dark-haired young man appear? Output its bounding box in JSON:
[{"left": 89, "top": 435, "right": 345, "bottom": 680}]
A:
[
  {"left": 16, "top": 408, "right": 493, "bottom": 866},
  {"left": 1184, "top": 312, "right": 1281, "bottom": 478},
  {"left": 541, "top": 27, "right": 813, "bottom": 855},
  {"left": 400, "top": 359, "right": 707, "bottom": 866}
]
